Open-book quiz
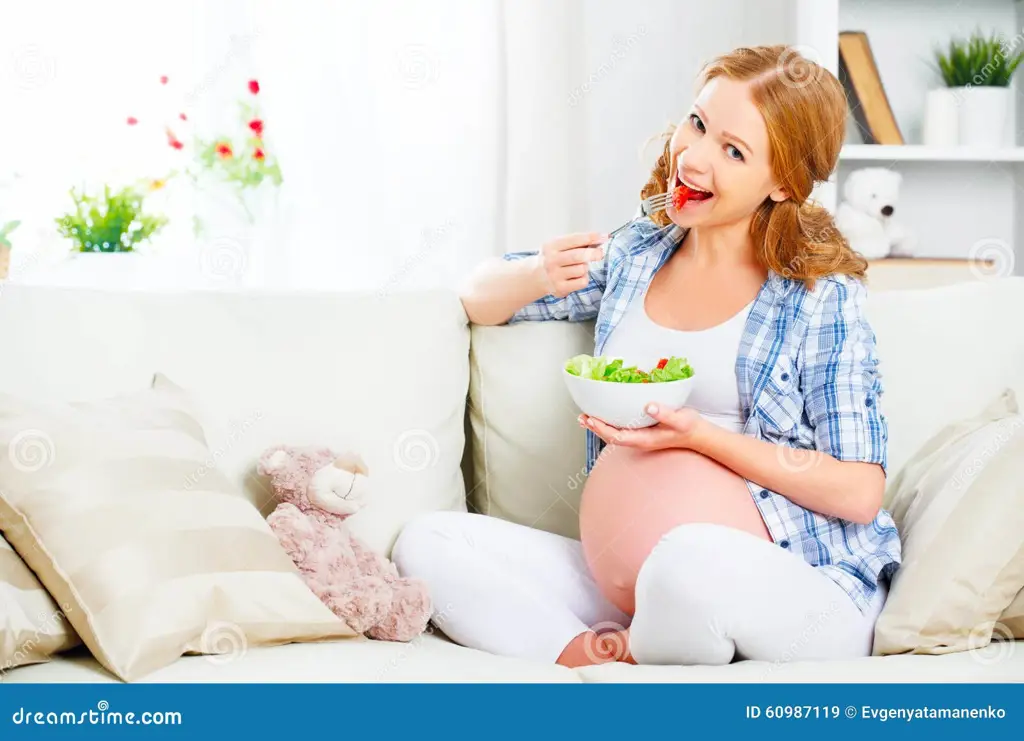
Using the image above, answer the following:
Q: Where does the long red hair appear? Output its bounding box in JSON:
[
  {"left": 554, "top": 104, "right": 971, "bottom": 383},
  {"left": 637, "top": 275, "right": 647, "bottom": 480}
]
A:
[{"left": 641, "top": 45, "right": 866, "bottom": 285}]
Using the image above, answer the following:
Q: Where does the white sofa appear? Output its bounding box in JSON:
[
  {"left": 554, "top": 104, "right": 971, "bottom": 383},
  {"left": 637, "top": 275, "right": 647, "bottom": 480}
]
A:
[{"left": 0, "top": 277, "right": 1022, "bottom": 683}]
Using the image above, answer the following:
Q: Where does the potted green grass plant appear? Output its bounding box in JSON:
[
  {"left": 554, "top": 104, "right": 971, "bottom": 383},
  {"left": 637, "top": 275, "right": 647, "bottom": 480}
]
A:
[{"left": 934, "top": 30, "right": 1024, "bottom": 148}]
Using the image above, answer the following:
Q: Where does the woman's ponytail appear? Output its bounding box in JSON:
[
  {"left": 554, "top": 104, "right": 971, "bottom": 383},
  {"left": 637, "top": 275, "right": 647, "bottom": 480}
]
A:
[{"left": 752, "top": 198, "right": 867, "bottom": 287}]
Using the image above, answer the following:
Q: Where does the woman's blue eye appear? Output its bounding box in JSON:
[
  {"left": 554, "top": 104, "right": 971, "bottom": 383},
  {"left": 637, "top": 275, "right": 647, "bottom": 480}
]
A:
[
  {"left": 726, "top": 144, "right": 744, "bottom": 161},
  {"left": 689, "top": 113, "right": 705, "bottom": 133}
]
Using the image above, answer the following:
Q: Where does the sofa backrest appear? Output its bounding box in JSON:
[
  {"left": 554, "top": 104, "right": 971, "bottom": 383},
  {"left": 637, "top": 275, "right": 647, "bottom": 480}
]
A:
[
  {"left": 467, "top": 278, "right": 1024, "bottom": 538},
  {"left": 0, "top": 285, "right": 471, "bottom": 554}
]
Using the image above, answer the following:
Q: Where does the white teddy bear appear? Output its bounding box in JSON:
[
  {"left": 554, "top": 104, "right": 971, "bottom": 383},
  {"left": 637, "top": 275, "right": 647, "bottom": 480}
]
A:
[{"left": 834, "top": 167, "right": 916, "bottom": 260}]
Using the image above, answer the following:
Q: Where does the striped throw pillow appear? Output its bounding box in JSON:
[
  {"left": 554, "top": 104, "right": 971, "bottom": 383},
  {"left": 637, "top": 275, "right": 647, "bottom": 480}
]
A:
[
  {"left": 0, "top": 376, "right": 356, "bottom": 682},
  {"left": 0, "top": 535, "right": 79, "bottom": 674}
]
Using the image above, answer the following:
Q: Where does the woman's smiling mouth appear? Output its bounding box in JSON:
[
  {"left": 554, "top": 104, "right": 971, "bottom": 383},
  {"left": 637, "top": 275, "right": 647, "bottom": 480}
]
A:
[{"left": 671, "top": 169, "right": 715, "bottom": 209}]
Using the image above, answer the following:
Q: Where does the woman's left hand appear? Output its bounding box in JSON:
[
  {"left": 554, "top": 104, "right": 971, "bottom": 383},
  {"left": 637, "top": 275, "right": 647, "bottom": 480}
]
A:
[{"left": 580, "top": 404, "right": 704, "bottom": 451}]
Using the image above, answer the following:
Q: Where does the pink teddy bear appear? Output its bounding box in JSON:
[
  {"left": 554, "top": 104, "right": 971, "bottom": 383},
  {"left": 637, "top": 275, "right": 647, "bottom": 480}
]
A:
[{"left": 258, "top": 445, "right": 432, "bottom": 642}]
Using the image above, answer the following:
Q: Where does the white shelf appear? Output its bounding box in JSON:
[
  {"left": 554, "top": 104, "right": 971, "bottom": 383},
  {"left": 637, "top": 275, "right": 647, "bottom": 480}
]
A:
[{"left": 841, "top": 145, "right": 1024, "bottom": 163}]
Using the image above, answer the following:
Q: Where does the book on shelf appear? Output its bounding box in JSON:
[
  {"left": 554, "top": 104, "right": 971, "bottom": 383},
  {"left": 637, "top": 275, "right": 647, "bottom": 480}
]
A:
[{"left": 838, "top": 31, "right": 904, "bottom": 146}]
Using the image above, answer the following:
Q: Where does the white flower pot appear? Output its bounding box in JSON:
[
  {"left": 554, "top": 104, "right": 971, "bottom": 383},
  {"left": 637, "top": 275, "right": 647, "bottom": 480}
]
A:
[
  {"left": 955, "top": 86, "right": 1012, "bottom": 148},
  {"left": 922, "top": 89, "right": 959, "bottom": 147},
  {"left": 19, "top": 250, "right": 188, "bottom": 290}
]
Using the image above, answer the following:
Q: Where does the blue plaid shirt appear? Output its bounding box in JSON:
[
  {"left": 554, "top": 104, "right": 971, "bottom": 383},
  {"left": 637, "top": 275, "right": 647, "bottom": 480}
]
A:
[{"left": 503, "top": 218, "right": 901, "bottom": 613}]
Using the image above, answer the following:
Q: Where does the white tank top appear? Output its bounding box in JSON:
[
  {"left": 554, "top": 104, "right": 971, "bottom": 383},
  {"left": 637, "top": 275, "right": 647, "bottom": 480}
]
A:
[{"left": 601, "top": 291, "right": 753, "bottom": 434}]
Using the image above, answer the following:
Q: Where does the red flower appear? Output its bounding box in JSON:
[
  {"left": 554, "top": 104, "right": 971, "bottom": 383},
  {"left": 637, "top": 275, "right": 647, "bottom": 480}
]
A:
[
  {"left": 248, "top": 79, "right": 260, "bottom": 95},
  {"left": 215, "top": 142, "right": 234, "bottom": 158},
  {"left": 179, "top": 112, "right": 188, "bottom": 121},
  {"left": 165, "top": 127, "right": 184, "bottom": 150},
  {"left": 248, "top": 118, "right": 264, "bottom": 137},
  {"left": 160, "top": 75, "right": 169, "bottom": 85},
  {"left": 253, "top": 148, "right": 265, "bottom": 161},
  {"left": 126, "top": 116, "right": 138, "bottom": 126}
]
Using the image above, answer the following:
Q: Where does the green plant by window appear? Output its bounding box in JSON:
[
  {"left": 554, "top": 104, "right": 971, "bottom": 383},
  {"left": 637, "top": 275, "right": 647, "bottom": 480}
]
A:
[
  {"left": 56, "top": 184, "right": 168, "bottom": 253},
  {"left": 0, "top": 220, "right": 19, "bottom": 249},
  {"left": 935, "top": 30, "right": 1024, "bottom": 87}
]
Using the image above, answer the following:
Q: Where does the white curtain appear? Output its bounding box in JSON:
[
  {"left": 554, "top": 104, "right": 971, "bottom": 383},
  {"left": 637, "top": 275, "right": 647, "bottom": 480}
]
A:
[{"left": 1, "top": 0, "right": 797, "bottom": 291}]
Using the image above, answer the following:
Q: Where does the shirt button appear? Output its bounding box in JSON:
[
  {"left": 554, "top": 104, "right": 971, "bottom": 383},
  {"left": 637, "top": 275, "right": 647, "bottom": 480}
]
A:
[
  {"left": 759, "top": 489, "right": 769, "bottom": 499},
  {"left": 779, "top": 540, "right": 790, "bottom": 549},
  {"left": 780, "top": 372, "right": 790, "bottom": 382},
  {"left": 865, "top": 397, "right": 874, "bottom": 407}
]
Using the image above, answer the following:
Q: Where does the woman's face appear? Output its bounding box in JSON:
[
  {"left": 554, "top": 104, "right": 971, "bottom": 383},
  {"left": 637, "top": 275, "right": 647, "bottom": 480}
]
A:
[{"left": 667, "top": 77, "right": 788, "bottom": 228}]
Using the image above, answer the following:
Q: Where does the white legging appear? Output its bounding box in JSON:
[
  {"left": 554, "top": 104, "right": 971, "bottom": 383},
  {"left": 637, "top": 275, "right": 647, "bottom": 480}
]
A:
[{"left": 392, "top": 511, "right": 886, "bottom": 665}]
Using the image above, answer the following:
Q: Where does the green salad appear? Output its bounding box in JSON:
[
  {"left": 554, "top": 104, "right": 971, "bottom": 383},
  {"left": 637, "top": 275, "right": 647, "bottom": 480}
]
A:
[{"left": 564, "top": 354, "right": 694, "bottom": 383}]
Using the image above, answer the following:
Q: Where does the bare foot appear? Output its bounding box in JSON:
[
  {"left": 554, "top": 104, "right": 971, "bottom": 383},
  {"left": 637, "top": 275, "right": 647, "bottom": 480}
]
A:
[{"left": 555, "top": 631, "right": 618, "bottom": 668}]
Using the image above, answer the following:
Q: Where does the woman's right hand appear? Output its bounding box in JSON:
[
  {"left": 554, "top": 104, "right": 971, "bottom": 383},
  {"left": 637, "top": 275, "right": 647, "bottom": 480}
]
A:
[{"left": 536, "top": 232, "right": 608, "bottom": 298}]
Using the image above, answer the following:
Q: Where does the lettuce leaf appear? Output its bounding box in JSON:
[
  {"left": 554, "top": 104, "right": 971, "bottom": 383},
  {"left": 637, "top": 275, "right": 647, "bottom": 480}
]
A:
[{"left": 564, "top": 354, "right": 693, "bottom": 383}]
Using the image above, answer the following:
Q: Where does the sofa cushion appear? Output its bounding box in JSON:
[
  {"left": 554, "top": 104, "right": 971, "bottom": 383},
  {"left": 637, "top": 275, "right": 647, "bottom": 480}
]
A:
[
  {"left": 873, "top": 389, "right": 1024, "bottom": 656},
  {"left": 863, "top": 278, "right": 1024, "bottom": 479},
  {"left": 1003, "top": 589, "right": 1024, "bottom": 638},
  {"left": 467, "top": 320, "right": 593, "bottom": 538},
  {"left": 0, "top": 377, "right": 356, "bottom": 682},
  {"left": 0, "top": 536, "right": 79, "bottom": 674},
  {"left": 466, "top": 278, "right": 1024, "bottom": 536},
  {"left": 0, "top": 634, "right": 579, "bottom": 683},
  {"left": 575, "top": 644, "right": 1024, "bottom": 682},
  {"left": 0, "top": 285, "right": 470, "bottom": 556}
]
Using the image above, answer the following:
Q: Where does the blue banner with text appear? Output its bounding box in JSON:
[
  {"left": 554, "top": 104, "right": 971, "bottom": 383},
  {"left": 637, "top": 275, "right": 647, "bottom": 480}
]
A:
[{"left": 1, "top": 683, "right": 1021, "bottom": 740}]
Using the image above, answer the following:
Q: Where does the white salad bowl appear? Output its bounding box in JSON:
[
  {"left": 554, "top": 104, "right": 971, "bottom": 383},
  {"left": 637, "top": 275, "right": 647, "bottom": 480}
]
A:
[{"left": 562, "top": 369, "right": 695, "bottom": 429}]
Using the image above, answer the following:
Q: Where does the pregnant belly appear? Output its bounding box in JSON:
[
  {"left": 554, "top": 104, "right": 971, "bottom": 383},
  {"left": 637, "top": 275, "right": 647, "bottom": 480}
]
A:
[{"left": 580, "top": 445, "right": 771, "bottom": 615}]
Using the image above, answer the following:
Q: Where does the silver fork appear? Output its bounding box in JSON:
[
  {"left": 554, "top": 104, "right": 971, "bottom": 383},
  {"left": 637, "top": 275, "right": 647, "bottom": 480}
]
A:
[{"left": 606, "top": 191, "right": 674, "bottom": 240}]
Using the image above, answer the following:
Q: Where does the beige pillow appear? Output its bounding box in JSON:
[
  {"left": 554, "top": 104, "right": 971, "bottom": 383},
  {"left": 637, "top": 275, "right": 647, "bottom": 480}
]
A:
[
  {"left": 0, "top": 376, "right": 356, "bottom": 682},
  {"left": 467, "top": 320, "right": 595, "bottom": 538},
  {"left": 874, "top": 389, "right": 1024, "bottom": 655},
  {"left": 1001, "top": 589, "right": 1024, "bottom": 639},
  {"left": 1, "top": 536, "right": 79, "bottom": 674}
]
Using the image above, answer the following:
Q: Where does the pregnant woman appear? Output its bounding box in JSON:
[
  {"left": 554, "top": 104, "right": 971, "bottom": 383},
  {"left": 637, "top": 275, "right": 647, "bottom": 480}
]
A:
[{"left": 393, "top": 45, "right": 901, "bottom": 667}]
